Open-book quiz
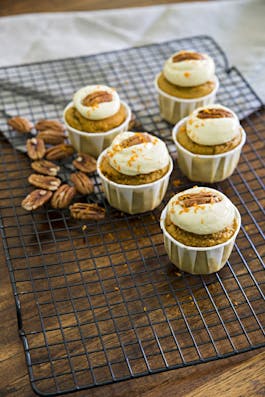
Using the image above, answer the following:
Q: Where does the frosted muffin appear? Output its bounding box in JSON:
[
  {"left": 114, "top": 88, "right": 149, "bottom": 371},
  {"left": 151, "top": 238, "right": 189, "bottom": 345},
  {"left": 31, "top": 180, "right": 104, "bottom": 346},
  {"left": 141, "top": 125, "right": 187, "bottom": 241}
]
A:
[
  {"left": 160, "top": 186, "right": 241, "bottom": 274},
  {"left": 97, "top": 131, "right": 173, "bottom": 214},
  {"left": 155, "top": 50, "right": 219, "bottom": 123},
  {"left": 63, "top": 85, "right": 131, "bottom": 157},
  {"left": 172, "top": 104, "right": 246, "bottom": 182}
]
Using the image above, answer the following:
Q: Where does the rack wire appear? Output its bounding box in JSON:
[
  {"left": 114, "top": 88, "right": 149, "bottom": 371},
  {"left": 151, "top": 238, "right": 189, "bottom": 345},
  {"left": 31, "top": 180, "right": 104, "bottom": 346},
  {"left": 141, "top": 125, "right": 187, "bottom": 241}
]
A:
[{"left": 0, "top": 36, "right": 264, "bottom": 397}]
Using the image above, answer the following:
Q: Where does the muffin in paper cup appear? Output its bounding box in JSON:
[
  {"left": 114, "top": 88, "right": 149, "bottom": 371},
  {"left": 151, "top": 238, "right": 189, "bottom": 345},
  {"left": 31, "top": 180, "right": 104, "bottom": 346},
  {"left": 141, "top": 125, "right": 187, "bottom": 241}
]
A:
[
  {"left": 155, "top": 74, "right": 219, "bottom": 125},
  {"left": 172, "top": 107, "right": 246, "bottom": 183},
  {"left": 160, "top": 187, "right": 241, "bottom": 275},
  {"left": 97, "top": 132, "right": 173, "bottom": 214},
  {"left": 63, "top": 100, "right": 131, "bottom": 158}
]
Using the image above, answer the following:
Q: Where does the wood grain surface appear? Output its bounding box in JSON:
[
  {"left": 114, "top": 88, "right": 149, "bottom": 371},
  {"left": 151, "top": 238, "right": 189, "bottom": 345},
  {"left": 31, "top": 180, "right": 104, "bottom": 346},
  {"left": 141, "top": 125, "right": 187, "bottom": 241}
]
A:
[{"left": 0, "top": 0, "right": 209, "bottom": 17}]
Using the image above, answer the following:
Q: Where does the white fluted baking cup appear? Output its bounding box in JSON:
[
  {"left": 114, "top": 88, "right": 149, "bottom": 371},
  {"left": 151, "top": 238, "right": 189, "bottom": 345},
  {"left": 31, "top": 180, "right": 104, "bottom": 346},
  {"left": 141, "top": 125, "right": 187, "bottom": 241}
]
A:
[
  {"left": 172, "top": 117, "right": 246, "bottom": 183},
  {"left": 63, "top": 100, "right": 131, "bottom": 158},
  {"left": 160, "top": 205, "right": 241, "bottom": 275},
  {"left": 154, "top": 74, "right": 219, "bottom": 124},
  {"left": 97, "top": 150, "right": 173, "bottom": 214}
]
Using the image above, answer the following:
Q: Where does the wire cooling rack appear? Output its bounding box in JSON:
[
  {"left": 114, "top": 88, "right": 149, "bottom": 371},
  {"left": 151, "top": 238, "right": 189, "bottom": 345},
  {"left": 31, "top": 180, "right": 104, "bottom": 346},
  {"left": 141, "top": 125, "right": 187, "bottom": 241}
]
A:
[{"left": 0, "top": 36, "right": 264, "bottom": 397}]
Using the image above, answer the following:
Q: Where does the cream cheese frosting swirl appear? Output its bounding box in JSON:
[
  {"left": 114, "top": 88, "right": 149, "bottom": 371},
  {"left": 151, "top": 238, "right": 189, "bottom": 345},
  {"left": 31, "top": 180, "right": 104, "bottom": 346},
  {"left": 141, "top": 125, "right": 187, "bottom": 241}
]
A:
[
  {"left": 107, "top": 131, "right": 170, "bottom": 176},
  {"left": 73, "top": 85, "right": 120, "bottom": 120},
  {"left": 163, "top": 50, "right": 215, "bottom": 87},
  {"left": 167, "top": 187, "right": 235, "bottom": 235},
  {"left": 186, "top": 104, "right": 240, "bottom": 145}
]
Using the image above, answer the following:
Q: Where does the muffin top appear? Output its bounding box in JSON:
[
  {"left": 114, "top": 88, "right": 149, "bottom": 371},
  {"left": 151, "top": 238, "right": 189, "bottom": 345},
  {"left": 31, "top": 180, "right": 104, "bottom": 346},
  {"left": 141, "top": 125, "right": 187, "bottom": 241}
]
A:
[
  {"left": 73, "top": 85, "right": 120, "bottom": 120},
  {"left": 167, "top": 186, "right": 235, "bottom": 235},
  {"left": 186, "top": 104, "right": 240, "bottom": 145},
  {"left": 106, "top": 131, "right": 170, "bottom": 176},
  {"left": 163, "top": 50, "right": 215, "bottom": 87}
]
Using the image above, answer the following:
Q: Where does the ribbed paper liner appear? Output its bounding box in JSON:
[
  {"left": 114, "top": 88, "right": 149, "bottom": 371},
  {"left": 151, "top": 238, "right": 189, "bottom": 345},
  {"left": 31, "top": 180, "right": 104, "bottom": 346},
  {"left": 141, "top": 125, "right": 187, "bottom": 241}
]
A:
[
  {"left": 155, "top": 75, "right": 219, "bottom": 124},
  {"left": 64, "top": 101, "right": 131, "bottom": 158},
  {"left": 160, "top": 206, "right": 241, "bottom": 275},
  {"left": 97, "top": 154, "right": 173, "bottom": 214},
  {"left": 172, "top": 118, "right": 246, "bottom": 183}
]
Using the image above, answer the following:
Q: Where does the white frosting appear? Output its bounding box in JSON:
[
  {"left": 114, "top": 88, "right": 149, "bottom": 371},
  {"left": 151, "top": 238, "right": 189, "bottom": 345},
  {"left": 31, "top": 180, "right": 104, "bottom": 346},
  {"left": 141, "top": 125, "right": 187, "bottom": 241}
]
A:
[
  {"left": 107, "top": 131, "right": 170, "bottom": 176},
  {"left": 186, "top": 104, "right": 240, "bottom": 145},
  {"left": 163, "top": 50, "right": 215, "bottom": 87},
  {"left": 73, "top": 85, "right": 120, "bottom": 120},
  {"left": 167, "top": 187, "right": 235, "bottom": 235}
]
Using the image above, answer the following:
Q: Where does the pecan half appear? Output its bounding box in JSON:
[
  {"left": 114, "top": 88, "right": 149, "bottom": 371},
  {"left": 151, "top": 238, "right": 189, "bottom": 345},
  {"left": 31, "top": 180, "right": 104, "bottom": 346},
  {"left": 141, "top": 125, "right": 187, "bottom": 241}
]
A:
[
  {"left": 26, "top": 138, "right": 46, "bottom": 160},
  {"left": 72, "top": 153, "right": 97, "bottom": 173},
  {"left": 70, "top": 172, "right": 94, "bottom": 195},
  {"left": 37, "top": 129, "right": 66, "bottom": 145},
  {"left": 197, "top": 108, "right": 233, "bottom": 119},
  {"left": 51, "top": 184, "right": 76, "bottom": 209},
  {"left": 83, "top": 91, "right": 112, "bottom": 107},
  {"left": 172, "top": 51, "right": 205, "bottom": 62},
  {"left": 21, "top": 189, "right": 52, "bottom": 211},
  {"left": 70, "top": 203, "right": 105, "bottom": 220},
  {"left": 35, "top": 119, "right": 65, "bottom": 132},
  {"left": 28, "top": 174, "right": 61, "bottom": 191},
  {"left": 179, "top": 192, "right": 222, "bottom": 207},
  {"left": 8, "top": 116, "right": 33, "bottom": 133},
  {"left": 45, "top": 144, "right": 75, "bottom": 160},
  {"left": 120, "top": 133, "right": 152, "bottom": 148},
  {"left": 31, "top": 160, "right": 60, "bottom": 176}
]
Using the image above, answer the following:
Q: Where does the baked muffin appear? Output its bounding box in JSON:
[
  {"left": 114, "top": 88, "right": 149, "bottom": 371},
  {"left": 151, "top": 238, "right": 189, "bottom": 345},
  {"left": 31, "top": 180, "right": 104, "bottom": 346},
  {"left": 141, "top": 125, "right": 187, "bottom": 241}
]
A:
[
  {"left": 160, "top": 186, "right": 241, "bottom": 274},
  {"left": 172, "top": 104, "right": 246, "bottom": 182},
  {"left": 97, "top": 131, "right": 173, "bottom": 214},
  {"left": 155, "top": 50, "right": 219, "bottom": 124},
  {"left": 63, "top": 85, "right": 131, "bottom": 157}
]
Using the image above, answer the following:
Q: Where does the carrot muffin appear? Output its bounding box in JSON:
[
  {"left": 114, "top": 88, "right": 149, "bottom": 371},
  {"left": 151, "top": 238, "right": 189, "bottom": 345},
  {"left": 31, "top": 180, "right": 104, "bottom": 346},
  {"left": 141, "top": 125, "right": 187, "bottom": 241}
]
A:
[
  {"left": 97, "top": 131, "right": 173, "bottom": 214},
  {"left": 160, "top": 186, "right": 241, "bottom": 274},
  {"left": 100, "top": 131, "right": 170, "bottom": 185},
  {"left": 65, "top": 85, "right": 127, "bottom": 133}
]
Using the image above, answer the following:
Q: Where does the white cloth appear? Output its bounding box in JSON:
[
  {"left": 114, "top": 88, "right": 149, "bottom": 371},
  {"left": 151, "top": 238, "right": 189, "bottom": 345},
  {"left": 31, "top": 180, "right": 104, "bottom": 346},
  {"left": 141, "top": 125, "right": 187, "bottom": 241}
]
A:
[{"left": 0, "top": 0, "right": 264, "bottom": 101}]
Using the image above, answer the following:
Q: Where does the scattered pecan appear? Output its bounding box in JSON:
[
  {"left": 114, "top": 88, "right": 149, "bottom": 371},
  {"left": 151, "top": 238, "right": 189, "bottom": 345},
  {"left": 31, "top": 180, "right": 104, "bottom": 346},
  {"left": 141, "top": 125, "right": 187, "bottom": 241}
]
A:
[
  {"left": 26, "top": 138, "right": 46, "bottom": 160},
  {"left": 31, "top": 160, "right": 60, "bottom": 176},
  {"left": 179, "top": 191, "right": 222, "bottom": 207},
  {"left": 8, "top": 116, "right": 33, "bottom": 133},
  {"left": 45, "top": 144, "right": 75, "bottom": 160},
  {"left": 37, "top": 129, "right": 66, "bottom": 145},
  {"left": 197, "top": 108, "right": 233, "bottom": 119},
  {"left": 51, "top": 184, "right": 76, "bottom": 209},
  {"left": 28, "top": 174, "right": 61, "bottom": 191},
  {"left": 70, "top": 203, "right": 105, "bottom": 220},
  {"left": 35, "top": 119, "right": 65, "bottom": 132},
  {"left": 120, "top": 133, "right": 152, "bottom": 148},
  {"left": 172, "top": 51, "right": 205, "bottom": 62},
  {"left": 83, "top": 91, "right": 112, "bottom": 107},
  {"left": 21, "top": 189, "right": 52, "bottom": 211},
  {"left": 72, "top": 153, "right": 97, "bottom": 173},
  {"left": 70, "top": 172, "right": 94, "bottom": 195}
]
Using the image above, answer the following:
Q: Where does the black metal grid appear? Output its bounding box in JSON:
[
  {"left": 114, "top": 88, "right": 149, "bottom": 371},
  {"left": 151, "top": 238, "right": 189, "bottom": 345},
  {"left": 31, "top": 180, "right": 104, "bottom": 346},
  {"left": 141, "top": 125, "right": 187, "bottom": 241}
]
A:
[{"left": 0, "top": 36, "right": 264, "bottom": 397}]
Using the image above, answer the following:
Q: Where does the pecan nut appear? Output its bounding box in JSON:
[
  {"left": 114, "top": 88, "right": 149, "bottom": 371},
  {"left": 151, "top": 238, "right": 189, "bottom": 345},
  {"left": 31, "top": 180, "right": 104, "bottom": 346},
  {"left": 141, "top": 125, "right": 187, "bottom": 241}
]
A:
[
  {"left": 35, "top": 119, "right": 65, "bottom": 132},
  {"left": 28, "top": 174, "right": 61, "bottom": 191},
  {"left": 45, "top": 144, "right": 75, "bottom": 160},
  {"left": 51, "top": 184, "right": 76, "bottom": 209},
  {"left": 70, "top": 172, "right": 94, "bottom": 195},
  {"left": 120, "top": 132, "right": 152, "bottom": 148},
  {"left": 72, "top": 153, "right": 97, "bottom": 173},
  {"left": 26, "top": 138, "right": 46, "bottom": 160},
  {"left": 70, "top": 203, "right": 105, "bottom": 220},
  {"left": 8, "top": 116, "right": 33, "bottom": 133},
  {"left": 31, "top": 160, "right": 60, "bottom": 176},
  {"left": 179, "top": 192, "right": 222, "bottom": 207},
  {"left": 197, "top": 108, "right": 233, "bottom": 119},
  {"left": 37, "top": 129, "right": 66, "bottom": 145},
  {"left": 172, "top": 51, "right": 205, "bottom": 62},
  {"left": 21, "top": 189, "right": 52, "bottom": 211},
  {"left": 83, "top": 91, "right": 113, "bottom": 107}
]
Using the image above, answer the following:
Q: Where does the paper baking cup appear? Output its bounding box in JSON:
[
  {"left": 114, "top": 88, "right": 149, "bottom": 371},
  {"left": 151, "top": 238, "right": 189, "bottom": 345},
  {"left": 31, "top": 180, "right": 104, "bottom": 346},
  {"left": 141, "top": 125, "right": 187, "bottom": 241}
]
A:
[
  {"left": 172, "top": 118, "right": 246, "bottom": 183},
  {"left": 160, "top": 205, "right": 241, "bottom": 275},
  {"left": 63, "top": 101, "right": 131, "bottom": 158},
  {"left": 154, "top": 75, "right": 219, "bottom": 124},
  {"left": 97, "top": 151, "right": 173, "bottom": 214}
]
